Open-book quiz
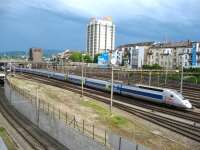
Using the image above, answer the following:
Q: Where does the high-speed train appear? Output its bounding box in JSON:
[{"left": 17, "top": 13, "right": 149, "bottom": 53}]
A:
[{"left": 14, "top": 68, "right": 192, "bottom": 109}]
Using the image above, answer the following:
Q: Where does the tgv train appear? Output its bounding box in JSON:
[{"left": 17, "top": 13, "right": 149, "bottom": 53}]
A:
[{"left": 14, "top": 68, "right": 192, "bottom": 109}]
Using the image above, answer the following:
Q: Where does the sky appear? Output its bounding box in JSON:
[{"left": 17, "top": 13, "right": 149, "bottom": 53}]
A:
[{"left": 0, "top": 0, "right": 200, "bottom": 52}]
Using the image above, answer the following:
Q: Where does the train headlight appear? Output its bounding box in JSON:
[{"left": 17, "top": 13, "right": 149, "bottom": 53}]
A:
[{"left": 183, "top": 100, "right": 192, "bottom": 109}]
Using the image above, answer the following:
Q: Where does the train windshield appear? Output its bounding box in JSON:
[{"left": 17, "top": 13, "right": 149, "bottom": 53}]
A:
[{"left": 172, "top": 90, "right": 184, "bottom": 100}]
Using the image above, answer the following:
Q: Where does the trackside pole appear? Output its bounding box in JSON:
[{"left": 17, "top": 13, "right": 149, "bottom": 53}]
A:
[
  {"left": 81, "top": 55, "right": 84, "bottom": 97},
  {"left": 149, "top": 71, "right": 152, "bottom": 86},
  {"left": 110, "top": 66, "right": 114, "bottom": 115},
  {"left": 165, "top": 69, "right": 168, "bottom": 86},
  {"left": 36, "top": 88, "right": 39, "bottom": 125}
]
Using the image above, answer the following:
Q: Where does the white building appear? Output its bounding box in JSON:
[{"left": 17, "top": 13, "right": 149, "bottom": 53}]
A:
[
  {"left": 115, "top": 42, "right": 153, "bottom": 68},
  {"left": 87, "top": 17, "right": 115, "bottom": 59}
]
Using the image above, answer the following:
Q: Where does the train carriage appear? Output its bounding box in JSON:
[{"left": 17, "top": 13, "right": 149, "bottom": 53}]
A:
[
  {"left": 85, "top": 78, "right": 108, "bottom": 91},
  {"left": 67, "top": 74, "right": 83, "bottom": 85},
  {"left": 13, "top": 68, "right": 192, "bottom": 109},
  {"left": 52, "top": 72, "right": 65, "bottom": 80},
  {"left": 120, "top": 85, "right": 164, "bottom": 103}
]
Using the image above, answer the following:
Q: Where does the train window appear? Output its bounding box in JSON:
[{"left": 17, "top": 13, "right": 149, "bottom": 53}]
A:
[{"left": 138, "top": 86, "right": 163, "bottom": 92}]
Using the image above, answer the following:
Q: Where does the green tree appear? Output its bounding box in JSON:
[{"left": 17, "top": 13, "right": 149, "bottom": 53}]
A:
[
  {"left": 142, "top": 64, "right": 151, "bottom": 69},
  {"left": 83, "top": 55, "right": 92, "bottom": 63},
  {"left": 152, "top": 64, "right": 162, "bottom": 69},
  {"left": 69, "top": 52, "right": 82, "bottom": 62},
  {"left": 184, "top": 67, "right": 200, "bottom": 73}
]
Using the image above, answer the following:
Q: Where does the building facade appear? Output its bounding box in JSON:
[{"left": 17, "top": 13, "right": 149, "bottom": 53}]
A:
[
  {"left": 28, "top": 48, "right": 43, "bottom": 62},
  {"left": 115, "top": 42, "right": 153, "bottom": 68},
  {"left": 147, "top": 41, "right": 200, "bottom": 69},
  {"left": 87, "top": 17, "right": 115, "bottom": 59}
]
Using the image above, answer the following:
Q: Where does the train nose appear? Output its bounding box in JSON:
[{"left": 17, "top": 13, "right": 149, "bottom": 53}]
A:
[{"left": 183, "top": 100, "right": 192, "bottom": 109}]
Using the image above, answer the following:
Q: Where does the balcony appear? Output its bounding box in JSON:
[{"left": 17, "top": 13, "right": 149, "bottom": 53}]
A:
[
  {"left": 161, "top": 53, "right": 171, "bottom": 56},
  {"left": 147, "top": 51, "right": 153, "bottom": 55}
]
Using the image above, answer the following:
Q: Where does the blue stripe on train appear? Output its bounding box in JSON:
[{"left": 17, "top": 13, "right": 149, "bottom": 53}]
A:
[
  {"left": 68, "top": 78, "right": 81, "bottom": 82},
  {"left": 86, "top": 81, "right": 106, "bottom": 88},
  {"left": 120, "top": 88, "right": 163, "bottom": 100}
]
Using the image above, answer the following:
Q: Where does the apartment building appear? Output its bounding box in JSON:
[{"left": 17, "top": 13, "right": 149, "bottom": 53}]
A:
[
  {"left": 87, "top": 17, "right": 115, "bottom": 59},
  {"left": 115, "top": 42, "right": 153, "bottom": 68},
  {"left": 147, "top": 41, "right": 200, "bottom": 69},
  {"left": 28, "top": 48, "right": 43, "bottom": 62}
]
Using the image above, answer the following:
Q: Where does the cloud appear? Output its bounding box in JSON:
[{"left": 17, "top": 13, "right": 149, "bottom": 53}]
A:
[
  {"left": 54, "top": 0, "right": 200, "bottom": 23},
  {"left": 0, "top": 0, "right": 200, "bottom": 51},
  {"left": 2, "top": 0, "right": 200, "bottom": 24}
]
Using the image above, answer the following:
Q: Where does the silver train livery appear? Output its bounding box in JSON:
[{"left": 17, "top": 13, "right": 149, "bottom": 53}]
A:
[{"left": 14, "top": 68, "right": 192, "bottom": 109}]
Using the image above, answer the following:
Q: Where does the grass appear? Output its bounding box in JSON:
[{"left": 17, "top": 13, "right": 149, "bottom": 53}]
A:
[
  {"left": 81, "top": 100, "right": 129, "bottom": 128},
  {"left": 0, "top": 127, "right": 17, "bottom": 150}
]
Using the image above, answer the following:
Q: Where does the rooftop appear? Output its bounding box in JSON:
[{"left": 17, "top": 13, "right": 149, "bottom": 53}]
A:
[{"left": 116, "top": 42, "right": 154, "bottom": 49}]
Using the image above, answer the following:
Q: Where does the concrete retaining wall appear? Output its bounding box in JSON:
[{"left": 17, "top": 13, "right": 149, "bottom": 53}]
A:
[{"left": 0, "top": 137, "right": 8, "bottom": 150}]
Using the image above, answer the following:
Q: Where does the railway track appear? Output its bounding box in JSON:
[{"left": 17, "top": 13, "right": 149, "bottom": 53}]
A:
[
  {"left": 14, "top": 73, "right": 200, "bottom": 143},
  {"left": 116, "top": 104, "right": 200, "bottom": 143},
  {"left": 0, "top": 86, "right": 68, "bottom": 150}
]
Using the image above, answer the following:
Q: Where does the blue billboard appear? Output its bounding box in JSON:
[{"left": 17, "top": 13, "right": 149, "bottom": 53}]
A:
[
  {"left": 98, "top": 52, "right": 109, "bottom": 66},
  {"left": 192, "top": 43, "right": 197, "bottom": 66}
]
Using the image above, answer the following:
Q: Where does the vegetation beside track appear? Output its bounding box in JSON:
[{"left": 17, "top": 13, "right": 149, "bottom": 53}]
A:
[
  {"left": 81, "top": 100, "right": 130, "bottom": 128},
  {"left": 0, "top": 127, "right": 17, "bottom": 150}
]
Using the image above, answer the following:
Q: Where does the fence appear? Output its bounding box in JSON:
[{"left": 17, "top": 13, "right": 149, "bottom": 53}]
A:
[{"left": 4, "top": 79, "right": 148, "bottom": 150}]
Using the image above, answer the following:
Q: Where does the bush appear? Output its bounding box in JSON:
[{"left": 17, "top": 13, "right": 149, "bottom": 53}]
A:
[
  {"left": 69, "top": 52, "right": 92, "bottom": 63},
  {"left": 184, "top": 67, "right": 200, "bottom": 73},
  {"left": 143, "top": 64, "right": 162, "bottom": 70}
]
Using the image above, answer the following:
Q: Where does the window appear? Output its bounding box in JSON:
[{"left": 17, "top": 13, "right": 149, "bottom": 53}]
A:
[{"left": 156, "top": 58, "right": 159, "bottom": 63}]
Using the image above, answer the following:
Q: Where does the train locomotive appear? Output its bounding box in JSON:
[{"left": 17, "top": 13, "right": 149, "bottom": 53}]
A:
[{"left": 14, "top": 68, "right": 192, "bottom": 109}]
